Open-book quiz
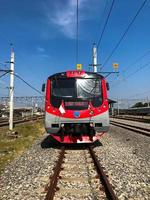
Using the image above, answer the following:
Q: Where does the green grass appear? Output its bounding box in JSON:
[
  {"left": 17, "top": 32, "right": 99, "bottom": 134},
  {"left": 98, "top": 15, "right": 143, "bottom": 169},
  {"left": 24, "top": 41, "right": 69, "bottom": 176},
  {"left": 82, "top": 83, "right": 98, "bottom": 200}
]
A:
[{"left": 0, "top": 120, "right": 45, "bottom": 174}]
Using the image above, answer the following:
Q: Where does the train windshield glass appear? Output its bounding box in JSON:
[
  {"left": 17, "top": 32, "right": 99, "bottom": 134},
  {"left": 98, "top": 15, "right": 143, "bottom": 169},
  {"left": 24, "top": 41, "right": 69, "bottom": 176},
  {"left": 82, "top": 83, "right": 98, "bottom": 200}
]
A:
[
  {"left": 52, "top": 78, "right": 101, "bottom": 99},
  {"left": 77, "top": 79, "right": 101, "bottom": 98},
  {"left": 52, "top": 79, "right": 76, "bottom": 97}
]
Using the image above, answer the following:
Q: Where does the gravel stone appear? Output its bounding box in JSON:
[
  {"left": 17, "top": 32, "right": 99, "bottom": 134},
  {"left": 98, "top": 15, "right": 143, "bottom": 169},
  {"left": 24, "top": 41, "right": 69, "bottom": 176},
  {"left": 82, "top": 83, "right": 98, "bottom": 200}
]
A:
[
  {"left": 1, "top": 125, "right": 149, "bottom": 200},
  {"left": 0, "top": 134, "right": 61, "bottom": 200},
  {"left": 110, "top": 117, "right": 150, "bottom": 129},
  {"left": 94, "top": 125, "right": 150, "bottom": 200}
]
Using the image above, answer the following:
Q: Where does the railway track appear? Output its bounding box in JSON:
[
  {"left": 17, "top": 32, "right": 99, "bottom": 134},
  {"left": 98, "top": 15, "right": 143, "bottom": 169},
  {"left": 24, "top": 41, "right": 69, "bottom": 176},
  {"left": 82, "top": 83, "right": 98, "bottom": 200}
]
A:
[
  {"left": 45, "top": 146, "right": 118, "bottom": 200},
  {"left": 110, "top": 120, "right": 150, "bottom": 137},
  {"left": 0, "top": 116, "right": 44, "bottom": 127},
  {"left": 111, "top": 115, "right": 150, "bottom": 123}
]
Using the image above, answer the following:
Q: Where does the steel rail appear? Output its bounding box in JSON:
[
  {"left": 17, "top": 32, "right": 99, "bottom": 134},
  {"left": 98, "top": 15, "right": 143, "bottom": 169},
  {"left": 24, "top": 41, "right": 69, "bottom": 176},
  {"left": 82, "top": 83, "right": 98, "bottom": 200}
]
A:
[
  {"left": 45, "top": 146, "right": 118, "bottom": 199},
  {"left": 45, "top": 146, "right": 65, "bottom": 200},
  {"left": 0, "top": 116, "right": 44, "bottom": 127},
  {"left": 89, "top": 146, "right": 118, "bottom": 200},
  {"left": 110, "top": 121, "right": 150, "bottom": 137},
  {"left": 111, "top": 116, "right": 150, "bottom": 123}
]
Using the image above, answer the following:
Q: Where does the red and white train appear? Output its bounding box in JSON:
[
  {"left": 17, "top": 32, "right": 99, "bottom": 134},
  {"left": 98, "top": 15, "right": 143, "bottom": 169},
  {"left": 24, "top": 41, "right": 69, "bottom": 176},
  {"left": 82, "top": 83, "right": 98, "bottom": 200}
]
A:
[{"left": 43, "top": 70, "right": 109, "bottom": 143}]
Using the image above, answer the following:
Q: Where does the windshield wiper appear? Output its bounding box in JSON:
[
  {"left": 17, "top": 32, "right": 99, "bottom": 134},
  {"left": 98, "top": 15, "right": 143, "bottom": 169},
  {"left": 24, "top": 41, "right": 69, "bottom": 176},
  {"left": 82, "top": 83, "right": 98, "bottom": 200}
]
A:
[{"left": 89, "top": 79, "right": 100, "bottom": 97}]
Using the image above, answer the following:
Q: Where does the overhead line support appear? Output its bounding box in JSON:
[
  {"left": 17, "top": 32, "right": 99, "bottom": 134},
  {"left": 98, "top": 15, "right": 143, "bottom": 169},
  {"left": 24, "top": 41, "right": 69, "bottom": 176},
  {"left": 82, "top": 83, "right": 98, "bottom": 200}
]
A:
[{"left": 9, "top": 45, "right": 15, "bottom": 131}]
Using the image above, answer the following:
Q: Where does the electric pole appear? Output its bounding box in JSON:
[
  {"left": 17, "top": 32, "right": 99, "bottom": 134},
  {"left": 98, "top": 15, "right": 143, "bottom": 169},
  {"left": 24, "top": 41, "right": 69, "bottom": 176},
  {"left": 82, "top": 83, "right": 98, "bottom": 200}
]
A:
[
  {"left": 9, "top": 45, "right": 15, "bottom": 131},
  {"left": 93, "top": 43, "right": 97, "bottom": 72},
  {"left": 117, "top": 98, "right": 119, "bottom": 116}
]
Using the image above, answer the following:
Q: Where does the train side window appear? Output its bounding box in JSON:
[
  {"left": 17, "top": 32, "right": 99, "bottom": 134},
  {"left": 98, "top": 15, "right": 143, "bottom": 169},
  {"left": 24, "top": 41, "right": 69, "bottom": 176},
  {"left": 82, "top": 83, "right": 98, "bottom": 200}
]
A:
[
  {"left": 106, "top": 82, "right": 109, "bottom": 91},
  {"left": 42, "top": 83, "right": 45, "bottom": 92}
]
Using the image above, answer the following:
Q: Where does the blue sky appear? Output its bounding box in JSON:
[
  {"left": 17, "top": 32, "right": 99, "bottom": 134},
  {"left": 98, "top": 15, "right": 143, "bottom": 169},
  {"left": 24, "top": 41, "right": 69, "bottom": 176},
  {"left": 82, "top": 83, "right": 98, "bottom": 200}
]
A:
[{"left": 0, "top": 0, "right": 150, "bottom": 100}]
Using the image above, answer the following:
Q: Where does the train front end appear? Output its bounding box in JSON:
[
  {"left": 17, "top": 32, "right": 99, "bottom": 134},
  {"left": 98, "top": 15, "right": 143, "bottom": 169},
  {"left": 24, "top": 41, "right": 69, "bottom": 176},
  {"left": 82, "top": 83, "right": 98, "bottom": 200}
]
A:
[{"left": 44, "top": 70, "right": 109, "bottom": 143}]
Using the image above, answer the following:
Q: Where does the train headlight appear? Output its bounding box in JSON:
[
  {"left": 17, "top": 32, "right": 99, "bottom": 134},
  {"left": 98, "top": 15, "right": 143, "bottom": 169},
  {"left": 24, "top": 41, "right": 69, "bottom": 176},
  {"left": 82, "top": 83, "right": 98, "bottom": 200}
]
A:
[
  {"left": 89, "top": 110, "right": 94, "bottom": 115},
  {"left": 103, "top": 104, "right": 106, "bottom": 108},
  {"left": 90, "top": 122, "right": 94, "bottom": 127}
]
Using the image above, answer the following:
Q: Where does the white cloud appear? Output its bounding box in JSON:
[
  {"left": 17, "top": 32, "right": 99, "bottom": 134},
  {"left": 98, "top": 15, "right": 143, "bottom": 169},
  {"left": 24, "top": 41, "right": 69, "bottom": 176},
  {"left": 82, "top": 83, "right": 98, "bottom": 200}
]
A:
[
  {"left": 36, "top": 47, "right": 50, "bottom": 59},
  {"left": 43, "top": 0, "right": 93, "bottom": 39},
  {"left": 40, "top": 54, "right": 50, "bottom": 59},
  {"left": 37, "top": 47, "right": 45, "bottom": 52}
]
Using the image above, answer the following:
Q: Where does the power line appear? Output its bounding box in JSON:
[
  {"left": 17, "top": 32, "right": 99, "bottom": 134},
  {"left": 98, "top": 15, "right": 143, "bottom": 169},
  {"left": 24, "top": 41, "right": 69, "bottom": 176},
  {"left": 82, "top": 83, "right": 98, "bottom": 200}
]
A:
[
  {"left": 121, "top": 50, "right": 150, "bottom": 74},
  {"left": 96, "top": 0, "right": 109, "bottom": 41},
  {"left": 0, "top": 69, "right": 11, "bottom": 78},
  {"left": 0, "top": 86, "right": 8, "bottom": 90},
  {"left": 89, "top": 1, "right": 109, "bottom": 72},
  {"left": 97, "top": 0, "right": 115, "bottom": 49},
  {"left": 0, "top": 62, "right": 5, "bottom": 66},
  {"left": 0, "top": 62, "right": 9, "bottom": 70},
  {"left": 0, "top": 71, "right": 10, "bottom": 78},
  {"left": 14, "top": 73, "right": 43, "bottom": 95},
  {"left": 127, "top": 90, "right": 150, "bottom": 98},
  {"left": 0, "top": 69, "right": 43, "bottom": 95},
  {"left": 101, "top": 0, "right": 148, "bottom": 70},
  {"left": 111, "top": 60, "right": 150, "bottom": 88},
  {"left": 124, "top": 60, "right": 150, "bottom": 79},
  {"left": 110, "top": 49, "right": 150, "bottom": 84},
  {"left": 76, "top": 0, "right": 79, "bottom": 65}
]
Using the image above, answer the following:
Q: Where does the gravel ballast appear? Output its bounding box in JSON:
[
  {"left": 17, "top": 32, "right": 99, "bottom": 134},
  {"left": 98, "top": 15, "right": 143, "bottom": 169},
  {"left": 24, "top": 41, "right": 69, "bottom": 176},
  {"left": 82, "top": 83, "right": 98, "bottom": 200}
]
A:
[
  {"left": 110, "top": 117, "right": 150, "bottom": 129},
  {"left": 0, "top": 126, "right": 150, "bottom": 200},
  {"left": 0, "top": 135, "right": 61, "bottom": 200},
  {"left": 94, "top": 125, "right": 150, "bottom": 200}
]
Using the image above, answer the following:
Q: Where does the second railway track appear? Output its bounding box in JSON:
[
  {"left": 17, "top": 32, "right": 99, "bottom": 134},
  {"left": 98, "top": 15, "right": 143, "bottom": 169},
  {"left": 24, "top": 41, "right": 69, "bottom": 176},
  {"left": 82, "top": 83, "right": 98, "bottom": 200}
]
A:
[
  {"left": 0, "top": 116, "right": 44, "bottom": 127},
  {"left": 45, "top": 146, "right": 117, "bottom": 200},
  {"left": 110, "top": 120, "right": 150, "bottom": 137}
]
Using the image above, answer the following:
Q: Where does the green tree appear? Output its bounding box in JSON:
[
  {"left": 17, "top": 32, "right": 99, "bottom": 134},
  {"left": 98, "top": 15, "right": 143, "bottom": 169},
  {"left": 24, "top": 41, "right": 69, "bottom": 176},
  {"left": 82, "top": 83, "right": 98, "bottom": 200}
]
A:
[{"left": 131, "top": 102, "right": 144, "bottom": 108}]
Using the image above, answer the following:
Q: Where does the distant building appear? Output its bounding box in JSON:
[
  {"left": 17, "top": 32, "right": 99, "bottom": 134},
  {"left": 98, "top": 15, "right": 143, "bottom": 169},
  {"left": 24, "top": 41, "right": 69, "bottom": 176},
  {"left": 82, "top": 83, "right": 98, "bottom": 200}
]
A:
[{"left": 108, "top": 99, "right": 117, "bottom": 116}]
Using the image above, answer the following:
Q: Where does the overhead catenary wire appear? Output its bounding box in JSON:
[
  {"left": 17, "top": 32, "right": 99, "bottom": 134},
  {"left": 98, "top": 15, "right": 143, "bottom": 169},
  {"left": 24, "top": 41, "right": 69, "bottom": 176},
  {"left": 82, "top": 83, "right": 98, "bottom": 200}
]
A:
[
  {"left": 124, "top": 60, "right": 150, "bottom": 79},
  {"left": 111, "top": 60, "right": 150, "bottom": 88},
  {"left": 89, "top": 1, "right": 109, "bottom": 72},
  {"left": 97, "top": 0, "right": 115, "bottom": 49},
  {"left": 13, "top": 73, "right": 43, "bottom": 95},
  {"left": 96, "top": 0, "right": 109, "bottom": 40},
  {"left": 0, "top": 62, "right": 5, "bottom": 66},
  {"left": 0, "top": 86, "right": 8, "bottom": 89},
  {"left": 101, "top": 0, "right": 148, "bottom": 70},
  {"left": 110, "top": 49, "right": 150, "bottom": 84},
  {"left": 127, "top": 89, "right": 150, "bottom": 98},
  {"left": 76, "top": 0, "right": 79, "bottom": 65},
  {"left": 0, "top": 60, "right": 43, "bottom": 96},
  {"left": 0, "top": 63, "right": 9, "bottom": 71},
  {"left": 0, "top": 71, "right": 10, "bottom": 78},
  {"left": 0, "top": 69, "right": 44, "bottom": 95}
]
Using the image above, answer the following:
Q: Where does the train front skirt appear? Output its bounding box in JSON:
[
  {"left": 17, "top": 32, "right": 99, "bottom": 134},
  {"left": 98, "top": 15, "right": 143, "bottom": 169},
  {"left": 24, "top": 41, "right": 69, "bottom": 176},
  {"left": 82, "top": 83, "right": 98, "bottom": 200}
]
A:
[{"left": 49, "top": 132, "right": 105, "bottom": 143}]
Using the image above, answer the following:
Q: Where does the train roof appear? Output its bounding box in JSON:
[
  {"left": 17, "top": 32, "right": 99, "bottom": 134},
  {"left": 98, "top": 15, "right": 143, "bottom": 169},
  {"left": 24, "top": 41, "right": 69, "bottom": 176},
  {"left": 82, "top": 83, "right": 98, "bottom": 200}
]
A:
[{"left": 48, "top": 70, "right": 104, "bottom": 80}]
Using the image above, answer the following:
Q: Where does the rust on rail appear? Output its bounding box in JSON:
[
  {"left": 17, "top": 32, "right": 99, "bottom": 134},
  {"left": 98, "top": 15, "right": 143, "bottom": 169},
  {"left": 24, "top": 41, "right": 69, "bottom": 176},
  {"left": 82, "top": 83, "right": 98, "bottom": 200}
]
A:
[
  {"left": 89, "top": 146, "right": 118, "bottom": 200},
  {"left": 45, "top": 146, "right": 65, "bottom": 200}
]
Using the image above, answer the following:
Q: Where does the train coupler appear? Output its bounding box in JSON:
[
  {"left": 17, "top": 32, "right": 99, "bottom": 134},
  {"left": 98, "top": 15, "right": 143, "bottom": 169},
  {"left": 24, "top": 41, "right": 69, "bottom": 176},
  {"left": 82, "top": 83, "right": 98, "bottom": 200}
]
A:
[
  {"left": 89, "top": 126, "right": 95, "bottom": 141},
  {"left": 60, "top": 126, "right": 65, "bottom": 142}
]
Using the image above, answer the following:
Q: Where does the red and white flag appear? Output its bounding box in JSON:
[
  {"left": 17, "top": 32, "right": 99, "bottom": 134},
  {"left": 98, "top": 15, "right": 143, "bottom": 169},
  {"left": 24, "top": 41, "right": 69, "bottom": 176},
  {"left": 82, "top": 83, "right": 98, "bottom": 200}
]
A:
[{"left": 59, "top": 101, "right": 66, "bottom": 114}]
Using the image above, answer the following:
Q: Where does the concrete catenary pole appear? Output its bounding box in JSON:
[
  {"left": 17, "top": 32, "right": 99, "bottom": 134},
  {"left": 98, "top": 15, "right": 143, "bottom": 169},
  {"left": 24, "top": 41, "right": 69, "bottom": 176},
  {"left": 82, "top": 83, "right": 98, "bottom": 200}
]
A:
[
  {"left": 93, "top": 43, "right": 97, "bottom": 72},
  {"left": 9, "top": 46, "right": 15, "bottom": 131},
  {"left": 147, "top": 96, "right": 150, "bottom": 107},
  {"left": 117, "top": 97, "right": 120, "bottom": 116}
]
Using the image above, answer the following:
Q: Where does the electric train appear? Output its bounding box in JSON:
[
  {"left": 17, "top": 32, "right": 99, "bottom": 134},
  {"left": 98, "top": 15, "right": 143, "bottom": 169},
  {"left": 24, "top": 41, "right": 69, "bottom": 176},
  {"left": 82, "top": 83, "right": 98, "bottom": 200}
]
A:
[{"left": 42, "top": 69, "right": 109, "bottom": 143}]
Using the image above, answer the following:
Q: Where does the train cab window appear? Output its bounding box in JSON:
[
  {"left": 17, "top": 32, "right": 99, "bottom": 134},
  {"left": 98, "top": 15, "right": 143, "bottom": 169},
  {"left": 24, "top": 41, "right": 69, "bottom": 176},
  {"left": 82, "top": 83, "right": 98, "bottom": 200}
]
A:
[
  {"left": 77, "top": 79, "right": 101, "bottom": 98},
  {"left": 52, "top": 79, "right": 76, "bottom": 98}
]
